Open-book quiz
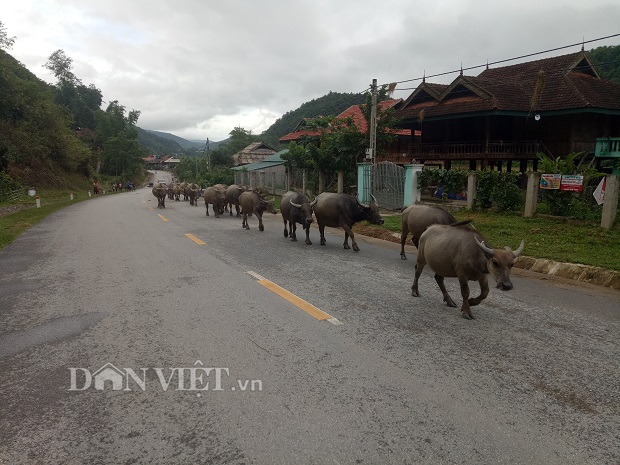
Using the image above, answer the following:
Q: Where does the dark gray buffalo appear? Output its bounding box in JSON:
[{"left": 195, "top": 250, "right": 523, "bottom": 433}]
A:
[
  {"left": 239, "top": 191, "right": 277, "bottom": 231},
  {"left": 313, "top": 192, "right": 384, "bottom": 252},
  {"left": 151, "top": 182, "right": 167, "bottom": 208},
  {"left": 411, "top": 224, "right": 524, "bottom": 320},
  {"left": 400, "top": 204, "right": 462, "bottom": 259},
  {"left": 203, "top": 185, "right": 227, "bottom": 217},
  {"left": 280, "top": 191, "right": 318, "bottom": 245}
]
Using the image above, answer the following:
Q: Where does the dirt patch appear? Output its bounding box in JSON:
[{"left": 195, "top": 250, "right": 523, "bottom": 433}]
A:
[
  {"left": 0, "top": 204, "right": 32, "bottom": 218},
  {"left": 532, "top": 380, "right": 597, "bottom": 414},
  {"left": 353, "top": 223, "right": 402, "bottom": 244}
]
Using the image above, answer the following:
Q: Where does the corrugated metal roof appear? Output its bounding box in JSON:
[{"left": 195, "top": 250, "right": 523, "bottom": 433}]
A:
[{"left": 231, "top": 149, "right": 288, "bottom": 171}]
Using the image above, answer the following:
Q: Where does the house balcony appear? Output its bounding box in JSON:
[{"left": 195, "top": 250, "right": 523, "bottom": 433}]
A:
[{"left": 405, "top": 140, "right": 547, "bottom": 161}]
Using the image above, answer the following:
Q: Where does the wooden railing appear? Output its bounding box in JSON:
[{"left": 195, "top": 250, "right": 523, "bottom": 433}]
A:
[{"left": 406, "top": 141, "right": 544, "bottom": 159}]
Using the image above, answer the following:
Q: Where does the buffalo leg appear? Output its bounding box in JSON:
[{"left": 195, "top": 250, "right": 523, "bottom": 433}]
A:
[
  {"left": 400, "top": 223, "right": 409, "bottom": 260},
  {"left": 242, "top": 213, "right": 249, "bottom": 230},
  {"left": 258, "top": 213, "right": 264, "bottom": 232},
  {"left": 458, "top": 276, "right": 474, "bottom": 319},
  {"left": 205, "top": 203, "right": 210, "bottom": 216},
  {"left": 468, "top": 276, "right": 489, "bottom": 308},
  {"left": 341, "top": 223, "right": 355, "bottom": 250},
  {"left": 436, "top": 274, "right": 457, "bottom": 308},
  {"left": 304, "top": 225, "right": 312, "bottom": 245},
  {"left": 283, "top": 219, "right": 289, "bottom": 237},
  {"left": 291, "top": 222, "right": 297, "bottom": 241},
  {"left": 411, "top": 261, "right": 425, "bottom": 297},
  {"left": 319, "top": 224, "right": 326, "bottom": 246}
]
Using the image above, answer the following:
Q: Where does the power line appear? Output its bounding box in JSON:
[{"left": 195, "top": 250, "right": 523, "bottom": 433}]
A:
[{"left": 383, "top": 33, "right": 620, "bottom": 88}]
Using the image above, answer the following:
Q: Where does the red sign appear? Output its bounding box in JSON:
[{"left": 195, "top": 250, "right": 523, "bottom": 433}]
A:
[{"left": 560, "top": 175, "right": 584, "bottom": 192}]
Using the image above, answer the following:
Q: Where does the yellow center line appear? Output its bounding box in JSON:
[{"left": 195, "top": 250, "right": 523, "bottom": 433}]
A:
[
  {"left": 257, "top": 279, "right": 333, "bottom": 321},
  {"left": 185, "top": 233, "right": 205, "bottom": 245},
  {"left": 157, "top": 214, "right": 169, "bottom": 222}
]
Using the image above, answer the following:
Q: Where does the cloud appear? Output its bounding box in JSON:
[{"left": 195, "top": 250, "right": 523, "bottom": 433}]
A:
[{"left": 3, "top": 0, "right": 620, "bottom": 141}]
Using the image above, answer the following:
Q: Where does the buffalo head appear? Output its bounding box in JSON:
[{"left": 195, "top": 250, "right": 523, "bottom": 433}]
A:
[
  {"left": 290, "top": 196, "right": 317, "bottom": 229},
  {"left": 357, "top": 194, "right": 384, "bottom": 225},
  {"left": 475, "top": 237, "right": 524, "bottom": 291}
]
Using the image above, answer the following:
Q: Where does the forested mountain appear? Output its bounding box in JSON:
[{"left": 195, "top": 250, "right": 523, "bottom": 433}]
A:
[
  {"left": 137, "top": 128, "right": 184, "bottom": 155},
  {"left": 143, "top": 129, "right": 204, "bottom": 149}
]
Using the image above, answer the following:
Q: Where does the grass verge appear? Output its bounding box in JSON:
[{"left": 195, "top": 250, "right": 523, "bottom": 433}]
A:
[{"left": 357, "top": 210, "right": 620, "bottom": 272}]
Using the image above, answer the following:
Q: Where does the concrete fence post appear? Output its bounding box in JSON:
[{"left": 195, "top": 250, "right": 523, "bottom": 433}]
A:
[
  {"left": 356, "top": 163, "right": 371, "bottom": 203},
  {"left": 524, "top": 171, "right": 540, "bottom": 218},
  {"left": 403, "top": 164, "right": 424, "bottom": 206},
  {"left": 467, "top": 172, "right": 477, "bottom": 210},
  {"left": 318, "top": 171, "right": 325, "bottom": 194},
  {"left": 337, "top": 171, "right": 344, "bottom": 194},
  {"left": 601, "top": 174, "right": 619, "bottom": 229},
  {"left": 271, "top": 172, "right": 276, "bottom": 195},
  {"left": 258, "top": 171, "right": 265, "bottom": 189},
  {"left": 250, "top": 171, "right": 256, "bottom": 190}
]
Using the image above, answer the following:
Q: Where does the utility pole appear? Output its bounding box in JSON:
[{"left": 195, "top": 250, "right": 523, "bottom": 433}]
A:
[{"left": 368, "top": 78, "right": 378, "bottom": 164}]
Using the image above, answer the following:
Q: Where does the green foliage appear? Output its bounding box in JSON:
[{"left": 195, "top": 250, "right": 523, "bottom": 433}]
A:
[
  {"left": 475, "top": 169, "right": 498, "bottom": 209},
  {"left": 281, "top": 141, "right": 311, "bottom": 169},
  {"left": 96, "top": 101, "right": 145, "bottom": 179},
  {"left": 589, "top": 44, "right": 620, "bottom": 85},
  {"left": 416, "top": 168, "right": 467, "bottom": 198},
  {"left": 493, "top": 172, "right": 524, "bottom": 211},
  {"left": 474, "top": 170, "right": 524, "bottom": 211},
  {"left": 0, "top": 171, "right": 20, "bottom": 201},
  {"left": 0, "top": 21, "right": 16, "bottom": 51},
  {"left": 537, "top": 152, "right": 604, "bottom": 218}
]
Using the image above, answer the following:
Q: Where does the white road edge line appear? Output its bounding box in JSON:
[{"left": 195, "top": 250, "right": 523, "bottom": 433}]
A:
[{"left": 247, "top": 271, "right": 266, "bottom": 281}]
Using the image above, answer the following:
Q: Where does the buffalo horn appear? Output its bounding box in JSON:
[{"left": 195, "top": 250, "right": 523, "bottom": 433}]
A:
[
  {"left": 474, "top": 237, "right": 495, "bottom": 256},
  {"left": 370, "top": 193, "right": 378, "bottom": 204},
  {"left": 513, "top": 240, "right": 525, "bottom": 258},
  {"left": 290, "top": 200, "right": 302, "bottom": 208},
  {"left": 357, "top": 198, "right": 370, "bottom": 209},
  {"left": 309, "top": 197, "right": 318, "bottom": 207}
]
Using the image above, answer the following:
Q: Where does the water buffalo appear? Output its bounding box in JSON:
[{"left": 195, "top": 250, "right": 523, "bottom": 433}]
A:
[
  {"left": 226, "top": 185, "right": 248, "bottom": 217},
  {"left": 411, "top": 224, "right": 524, "bottom": 320},
  {"left": 151, "top": 182, "right": 167, "bottom": 208},
  {"left": 185, "top": 183, "right": 201, "bottom": 206},
  {"left": 239, "top": 190, "right": 277, "bottom": 231},
  {"left": 312, "top": 192, "right": 384, "bottom": 252},
  {"left": 280, "top": 191, "right": 318, "bottom": 245},
  {"left": 400, "top": 204, "right": 462, "bottom": 259},
  {"left": 204, "top": 185, "right": 227, "bottom": 217},
  {"left": 179, "top": 182, "right": 189, "bottom": 201},
  {"left": 172, "top": 183, "right": 182, "bottom": 201}
]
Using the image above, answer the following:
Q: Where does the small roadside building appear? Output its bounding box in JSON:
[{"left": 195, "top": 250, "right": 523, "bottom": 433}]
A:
[
  {"left": 232, "top": 142, "right": 277, "bottom": 166},
  {"left": 232, "top": 149, "right": 288, "bottom": 191}
]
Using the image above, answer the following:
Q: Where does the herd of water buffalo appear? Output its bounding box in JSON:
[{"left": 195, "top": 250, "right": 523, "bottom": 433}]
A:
[{"left": 151, "top": 181, "right": 524, "bottom": 320}]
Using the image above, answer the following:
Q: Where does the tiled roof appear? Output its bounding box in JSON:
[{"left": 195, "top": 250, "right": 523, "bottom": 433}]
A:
[{"left": 395, "top": 51, "right": 620, "bottom": 122}]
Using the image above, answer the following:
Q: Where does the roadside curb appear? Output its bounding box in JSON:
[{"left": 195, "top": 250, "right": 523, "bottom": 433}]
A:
[
  {"left": 514, "top": 256, "right": 620, "bottom": 290},
  {"left": 384, "top": 231, "right": 620, "bottom": 290}
]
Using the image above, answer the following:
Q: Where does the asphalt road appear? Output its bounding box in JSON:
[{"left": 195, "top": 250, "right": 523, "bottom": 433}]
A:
[{"left": 0, "top": 182, "right": 619, "bottom": 465}]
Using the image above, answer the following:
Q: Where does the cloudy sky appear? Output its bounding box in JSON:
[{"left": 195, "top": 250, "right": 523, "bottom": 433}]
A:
[{"left": 4, "top": 1, "right": 620, "bottom": 142}]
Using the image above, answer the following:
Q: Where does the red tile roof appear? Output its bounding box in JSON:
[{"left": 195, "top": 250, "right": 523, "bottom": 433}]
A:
[{"left": 279, "top": 99, "right": 412, "bottom": 142}]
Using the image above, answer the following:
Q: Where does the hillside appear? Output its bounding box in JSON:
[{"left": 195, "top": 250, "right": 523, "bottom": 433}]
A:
[
  {"left": 137, "top": 127, "right": 184, "bottom": 155},
  {"left": 259, "top": 91, "right": 367, "bottom": 147}
]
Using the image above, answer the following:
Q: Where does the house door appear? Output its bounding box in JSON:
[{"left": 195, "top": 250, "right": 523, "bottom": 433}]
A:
[{"left": 371, "top": 161, "right": 405, "bottom": 210}]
